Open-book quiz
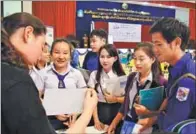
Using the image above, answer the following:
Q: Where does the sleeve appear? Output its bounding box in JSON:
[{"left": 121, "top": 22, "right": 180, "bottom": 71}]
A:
[
  {"left": 76, "top": 70, "right": 87, "bottom": 88},
  {"left": 2, "top": 80, "right": 56, "bottom": 134},
  {"left": 87, "top": 71, "right": 97, "bottom": 88},
  {"left": 175, "top": 78, "right": 196, "bottom": 119},
  {"left": 32, "top": 73, "right": 45, "bottom": 92},
  {"left": 119, "top": 72, "right": 136, "bottom": 115},
  {"left": 71, "top": 50, "right": 79, "bottom": 68},
  {"left": 33, "top": 70, "right": 45, "bottom": 91},
  {"left": 157, "top": 78, "right": 196, "bottom": 129}
]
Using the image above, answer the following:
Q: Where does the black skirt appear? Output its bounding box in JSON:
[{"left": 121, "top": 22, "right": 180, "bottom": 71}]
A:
[{"left": 97, "top": 102, "right": 121, "bottom": 125}]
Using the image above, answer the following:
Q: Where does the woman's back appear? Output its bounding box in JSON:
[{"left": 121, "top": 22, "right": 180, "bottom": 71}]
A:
[{"left": 1, "top": 62, "right": 56, "bottom": 134}]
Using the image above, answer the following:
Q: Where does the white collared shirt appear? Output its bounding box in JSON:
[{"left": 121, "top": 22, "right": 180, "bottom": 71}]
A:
[
  {"left": 128, "top": 72, "right": 153, "bottom": 117},
  {"left": 136, "top": 72, "right": 153, "bottom": 87},
  {"left": 34, "top": 63, "right": 86, "bottom": 92},
  {"left": 29, "top": 66, "right": 46, "bottom": 91},
  {"left": 88, "top": 69, "right": 118, "bottom": 102}
]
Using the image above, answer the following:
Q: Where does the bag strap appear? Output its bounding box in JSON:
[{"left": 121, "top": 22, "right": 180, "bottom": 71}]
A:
[
  {"left": 168, "top": 73, "right": 196, "bottom": 132},
  {"left": 167, "top": 73, "right": 196, "bottom": 98},
  {"left": 171, "top": 119, "right": 196, "bottom": 132}
]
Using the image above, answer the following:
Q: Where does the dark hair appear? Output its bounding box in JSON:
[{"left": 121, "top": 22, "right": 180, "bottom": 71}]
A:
[
  {"left": 149, "top": 17, "right": 190, "bottom": 51},
  {"left": 95, "top": 45, "right": 125, "bottom": 85},
  {"left": 90, "top": 29, "right": 108, "bottom": 43},
  {"left": 66, "top": 34, "right": 80, "bottom": 48},
  {"left": 1, "top": 12, "right": 46, "bottom": 68},
  {"left": 2, "top": 12, "right": 46, "bottom": 45},
  {"left": 134, "top": 42, "right": 163, "bottom": 84},
  {"left": 50, "top": 38, "right": 73, "bottom": 56}
]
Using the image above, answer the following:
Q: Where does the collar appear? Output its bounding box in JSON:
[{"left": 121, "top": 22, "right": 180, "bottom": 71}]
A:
[
  {"left": 32, "top": 66, "right": 39, "bottom": 72},
  {"left": 101, "top": 69, "right": 117, "bottom": 79},
  {"left": 168, "top": 53, "right": 190, "bottom": 79},
  {"left": 35, "top": 63, "right": 48, "bottom": 70},
  {"left": 136, "top": 71, "right": 153, "bottom": 84},
  {"left": 50, "top": 62, "right": 73, "bottom": 75},
  {"left": 29, "top": 66, "right": 38, "bottom": 74}
]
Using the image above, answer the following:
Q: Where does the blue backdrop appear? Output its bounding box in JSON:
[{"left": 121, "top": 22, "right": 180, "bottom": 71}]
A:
[{"left": 76, "top": 1, "right": 175, "bottom": 47}]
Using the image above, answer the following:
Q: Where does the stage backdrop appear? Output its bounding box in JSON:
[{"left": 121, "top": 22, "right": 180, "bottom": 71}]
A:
[{"left": 76, "top": 1, "right": 175, "bottom": 48}]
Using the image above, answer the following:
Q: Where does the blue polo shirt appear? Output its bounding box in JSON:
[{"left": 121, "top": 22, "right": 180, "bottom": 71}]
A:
[
  {"left": 157, "top": 53, "right": 196, "bottom": 130},
  {"left": 71, "top": 49, "right": 80, "bottom": 68},
  {"left": 82, "top": 51, "right": 98, "bottom": 72}
]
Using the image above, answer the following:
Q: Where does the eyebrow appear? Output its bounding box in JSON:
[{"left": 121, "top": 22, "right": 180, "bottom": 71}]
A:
[
  {"left": 133, "top": 55, "right": 145, "bottom": 58},
  {"left": 138, "top": 56, "right": 145, "bottom": 58},
  {"left": 153, "top": 40, "right": 161, "bottom": 43}
]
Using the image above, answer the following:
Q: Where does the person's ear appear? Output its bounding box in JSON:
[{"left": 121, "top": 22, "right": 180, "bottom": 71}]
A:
[
  {"left": 151, "top": 57, "right": 156, "bottom": 64},
  {"left": 114, "top": 56, "right": 118, "bottom": 62},
  {"left": 170, "top": 37, "right": 182, "bottom": 50},
  {"left": 175, "top": 37, "right": 182, "bottom": 49},
  {"left": 23, "top": 26, "right": 34, "bottom": 44},
  {"left": 102, "top": 38, "right": 106, "bottom": 45}
]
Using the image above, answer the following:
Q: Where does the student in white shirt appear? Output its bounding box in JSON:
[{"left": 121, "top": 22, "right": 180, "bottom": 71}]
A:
[
  {"left": 88, "top": 45, "right": 126, "bottom": 131},
  {"left": 107, "top": 42, "right": 167, "bottom": 134},
  {"left": 35, "top": 38, "right": 87, "bottom": 130},
  {"left": 36, "top": 42, "right": 50, "bottom": 69},
  {"left": 29, "top": 42, "right": 50, "bottom": 95}
]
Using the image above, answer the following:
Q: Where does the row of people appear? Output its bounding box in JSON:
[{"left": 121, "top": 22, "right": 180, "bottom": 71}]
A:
[
  {"left": 31, "top": 25, "right": 195, "bottom": 133},
  {"left": 2, "top": 12, "right": 195, "bottom": 134},
  {"left": 97, "top": 17, "right": 195, "bottom": 134},
  {"left": 30, "top": 37, "right": 165, "bottom": 133},
  {"left": 79, "top": 18, "right": 196, "bottom": 131}
]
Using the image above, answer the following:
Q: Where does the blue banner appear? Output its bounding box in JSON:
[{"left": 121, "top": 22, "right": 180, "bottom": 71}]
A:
[{"left": 76, "top": 1, "right": 175, "bottom": 47}]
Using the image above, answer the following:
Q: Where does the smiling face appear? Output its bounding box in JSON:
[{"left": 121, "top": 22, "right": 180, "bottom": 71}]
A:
[
  {"left": 51, "top": 41, "right": 71, "bottom": 71},
  {"left": 99, "top": 48, "right": 117, "bottom": 72},
  {"left": 133, "top": 49, "right": 154, "bottom": 74}
]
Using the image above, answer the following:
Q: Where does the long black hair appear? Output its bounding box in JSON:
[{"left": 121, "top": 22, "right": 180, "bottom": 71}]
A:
[
  {"left": 95, "top": 45, "right": 125, "bottom": 86},
  {"left": 134, "top": 42, "right": 163, "bottom": 84}
]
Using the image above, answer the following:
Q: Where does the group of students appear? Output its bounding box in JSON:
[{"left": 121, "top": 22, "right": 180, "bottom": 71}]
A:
[
  {"left": 1, "top": 12, "right": 196, "bottom": 134},
  {"left": 1, "top": 12, "right": 97, "bottom": 134}
]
